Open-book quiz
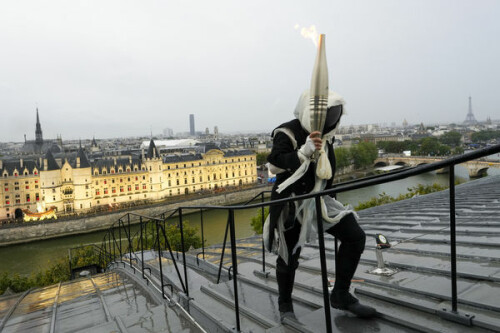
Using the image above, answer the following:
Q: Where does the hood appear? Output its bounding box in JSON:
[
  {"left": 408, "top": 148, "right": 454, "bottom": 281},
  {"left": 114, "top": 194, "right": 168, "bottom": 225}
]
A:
[{"left": 293, "top": 90, "right": 345, "bottom": 137}]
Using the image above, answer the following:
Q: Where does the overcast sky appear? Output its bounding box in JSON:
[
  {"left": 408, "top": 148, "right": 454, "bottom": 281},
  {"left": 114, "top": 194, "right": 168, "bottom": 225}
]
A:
[{"left": 1, "top": 0, "right": 499, "bottom": 142}]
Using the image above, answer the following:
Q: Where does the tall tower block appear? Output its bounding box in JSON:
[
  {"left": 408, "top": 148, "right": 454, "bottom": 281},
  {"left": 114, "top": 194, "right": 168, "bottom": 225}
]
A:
[{"left": 189, "top": 114, "right": 195, "bottom": 136}]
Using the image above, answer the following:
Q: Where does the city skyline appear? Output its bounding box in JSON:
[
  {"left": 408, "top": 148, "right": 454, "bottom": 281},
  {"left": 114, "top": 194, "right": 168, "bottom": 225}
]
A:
[{"left": 1, "top": 0, "right": 499, "bottom": 142}]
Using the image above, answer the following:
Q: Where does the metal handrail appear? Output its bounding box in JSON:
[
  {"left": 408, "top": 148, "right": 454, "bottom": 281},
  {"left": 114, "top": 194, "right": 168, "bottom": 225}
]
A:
[
  {"left": 175, "top": 144, "right": 500, "bottom": 331},
  {"left": 95, "top": 144, "right": 499, "bottom": 332}
]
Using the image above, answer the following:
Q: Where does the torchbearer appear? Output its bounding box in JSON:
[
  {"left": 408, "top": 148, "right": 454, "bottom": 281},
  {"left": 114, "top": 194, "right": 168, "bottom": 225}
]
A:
[{"left": 264, "top": 34, "right": 376, "bottom": 322}]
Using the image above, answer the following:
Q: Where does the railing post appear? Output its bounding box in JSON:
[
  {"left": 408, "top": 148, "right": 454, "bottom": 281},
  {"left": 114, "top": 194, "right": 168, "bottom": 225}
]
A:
[
  {"left": 449, "top": 165, "right": 458, "bottom": 312},
  {"left": 140, "top": 216, "right": 145, "bottom": 278},
  {"left": 200, "top": 208, "right": 205, "bottom": 260},
  {"left": 228, "top": 209, "right": 241, "bottom": 332},
  {"left": 155, "top": 220, "right": 166, "bottom": 299},
  {"left": 127, "top": 214, "right": 133, "bottom": 268},
  {"left": 261, "top": 192, "right": 266, "bottom": 273},
  {"left": 118, "top": 220, "right": 122, "bottom": 259},
  {"left": 217, "top": 217, "right": 230, "bottom": 284},
  {"left": 112, "top": 227, "right": 116, "bottom": 262},
  {"left": 315, "top": 196, "right": 332, "bottom": 333},
  {"left": 107, "top": 233, "right": 111, "bottom": 263},
  {"left": 179, "top": 208, "right": 189, "bottom": 297}
]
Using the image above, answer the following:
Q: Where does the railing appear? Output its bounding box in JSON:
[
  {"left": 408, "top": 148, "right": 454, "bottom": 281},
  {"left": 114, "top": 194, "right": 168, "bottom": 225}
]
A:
[{"left": 95, "top": 144, "right": 500, "bottom": 332}]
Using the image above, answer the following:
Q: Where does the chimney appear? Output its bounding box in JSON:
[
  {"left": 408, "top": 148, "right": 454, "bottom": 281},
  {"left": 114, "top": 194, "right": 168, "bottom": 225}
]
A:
[
  {"left": 0, "top": 160, "right": 3, "bottom": 170},
  {"left": 44, "top": 159, "right": 48, "bottom": 171},
  {"left": 76, "top": 157, "right": 80, "bottom": 168}
]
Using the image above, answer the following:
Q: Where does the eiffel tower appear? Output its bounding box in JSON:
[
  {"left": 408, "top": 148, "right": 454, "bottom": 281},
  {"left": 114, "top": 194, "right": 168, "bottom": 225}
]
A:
[{"left": 463, "top": 96, "right": 478, "bottom": 125}]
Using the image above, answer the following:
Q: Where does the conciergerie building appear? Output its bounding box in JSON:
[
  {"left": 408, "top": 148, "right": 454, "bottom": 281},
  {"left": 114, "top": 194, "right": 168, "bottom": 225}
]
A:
[{"left": 0, "top": 113, "right": 257, "bottom": 221}]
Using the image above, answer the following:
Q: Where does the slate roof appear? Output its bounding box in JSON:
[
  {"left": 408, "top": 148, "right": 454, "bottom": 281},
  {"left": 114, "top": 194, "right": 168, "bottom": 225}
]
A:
[
  {"left": 44, "top": 150, "right": 60, "bottom": 171},
  {"left": 146, "top": 139, "right": 159, "bottom": 159},
  {"left": 223, "top": 149, "right": 253, "bottom": 157},
  {"left": 0, "top": 159, "right": 39, "bottom": 176},
  {"left": 162, "top": 153, "right": 203, "bottom": 164},
  {"left": 92, "top": 157, "right": 142, "bottom": 173},
  {"left": 75, "top": 147, "right": 91, "bottom": 168}
]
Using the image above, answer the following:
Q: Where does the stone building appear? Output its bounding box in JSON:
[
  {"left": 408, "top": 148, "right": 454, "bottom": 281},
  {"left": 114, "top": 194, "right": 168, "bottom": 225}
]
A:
[{"left": 0, "top": 139, "right": 257, "bottom": 220}]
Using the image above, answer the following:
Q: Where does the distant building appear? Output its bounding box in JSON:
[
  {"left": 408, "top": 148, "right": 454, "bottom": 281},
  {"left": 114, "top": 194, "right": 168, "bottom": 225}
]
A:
[
  {"left": 189, "top": 114, "right": 195, "bottom": 136},
  {"left": 22, "top": 109, "right": 62, "bottom": 154},
  {"left": 360, "top": 133, "right": 407, "bottom": 144},
  {"left": 163, "top": 128, "right": 174, "bottom": 137},
  {"left": 0, "top": 139, "right": 257, "bottom": 220},
  {"left": 463, "top": 96, "right": 478, "bottom": 125}
]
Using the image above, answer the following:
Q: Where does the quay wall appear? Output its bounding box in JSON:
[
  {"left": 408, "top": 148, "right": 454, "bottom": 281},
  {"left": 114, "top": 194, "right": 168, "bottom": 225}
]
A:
[{"left": 0, "top": 186, "right": 272, "bottom": 246}]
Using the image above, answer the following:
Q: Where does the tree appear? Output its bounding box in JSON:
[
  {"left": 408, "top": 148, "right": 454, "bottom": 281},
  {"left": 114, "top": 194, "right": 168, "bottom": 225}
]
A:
[
  {"left": 418, "top": 137, "right": 441, "bottom": 156},
  {"left": 439, "top": 131, "right": 462, "bottom": 147},
  {"left": 471, "top": 130, "right": 500, "bottom": 143},
  {"left": 350, "top": 141, "right": 378, "bottom": 169},
  {"left": 256, "top": 152, "right": 270, "bottom": 166},
  {"left": 250, "top": 207, "right": 269, "bottom": 234},
  {"left": 334, "top": 147, "right": 351, "bottom": 169},
  {"left": 452, "top": 146, "right": 464, "bottom": 155}
]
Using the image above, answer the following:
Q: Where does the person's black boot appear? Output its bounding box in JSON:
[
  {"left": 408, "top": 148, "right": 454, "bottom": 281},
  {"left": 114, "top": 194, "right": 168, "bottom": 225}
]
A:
[
  {"left": 330, "top": 289, "right": 376, "bottom": 318},
  {"left": 279, "top": 302, "right": 297, "bottom": 322},
  {"left": 277, "top": 261, "right": 299, "bottom": 322}
]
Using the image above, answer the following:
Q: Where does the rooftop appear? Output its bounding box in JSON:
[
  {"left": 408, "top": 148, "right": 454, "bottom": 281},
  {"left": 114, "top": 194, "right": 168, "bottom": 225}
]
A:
[{"left": 1, "top": 175, "right": 499, "bottom": 332}]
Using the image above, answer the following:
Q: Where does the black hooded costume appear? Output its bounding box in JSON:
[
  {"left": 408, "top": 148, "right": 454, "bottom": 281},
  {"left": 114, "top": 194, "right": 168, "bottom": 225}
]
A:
[{"left": 265, "top": 91, "right": 375, "bottom": 318}]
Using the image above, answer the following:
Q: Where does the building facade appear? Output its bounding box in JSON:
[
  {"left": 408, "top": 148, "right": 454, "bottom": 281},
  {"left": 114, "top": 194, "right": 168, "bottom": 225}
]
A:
[{"left": 0, "top": 140, "right": 257, "bottom": 220}]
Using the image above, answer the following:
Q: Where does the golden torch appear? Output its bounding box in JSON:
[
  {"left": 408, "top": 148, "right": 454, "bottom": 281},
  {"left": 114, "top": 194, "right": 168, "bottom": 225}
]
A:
[{"left": 309, "top": 34, "right": 329, "bottom": 160}]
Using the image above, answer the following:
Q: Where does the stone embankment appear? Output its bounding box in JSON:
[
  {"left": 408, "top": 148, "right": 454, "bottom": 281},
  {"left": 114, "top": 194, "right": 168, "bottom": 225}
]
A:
[{"left": 0, "top": 186, "right": 272, "bottom": 246}]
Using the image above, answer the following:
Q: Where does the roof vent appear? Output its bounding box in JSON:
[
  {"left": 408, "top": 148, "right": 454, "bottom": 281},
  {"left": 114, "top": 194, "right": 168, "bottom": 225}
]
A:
[{"left": 369, "top": 234, "right": 398, "bottom": 276}]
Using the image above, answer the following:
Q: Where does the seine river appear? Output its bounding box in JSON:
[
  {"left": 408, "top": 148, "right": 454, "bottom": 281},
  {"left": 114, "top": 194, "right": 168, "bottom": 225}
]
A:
[{"left": 2, "top": 165, "right": 499, "bottom": 276}]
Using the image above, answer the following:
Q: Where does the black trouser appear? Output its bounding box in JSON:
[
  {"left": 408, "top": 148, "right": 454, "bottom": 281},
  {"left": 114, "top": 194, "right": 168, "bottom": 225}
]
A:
[{"left": 276, "top": 212, "right": 366, "bottom": 309}]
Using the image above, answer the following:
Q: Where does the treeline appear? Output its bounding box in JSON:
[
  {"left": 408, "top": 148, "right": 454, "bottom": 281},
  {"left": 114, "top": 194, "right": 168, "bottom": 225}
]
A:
[
  {"left": 377, "top": 131, "right": 464, "bottom": 156},
  {"left": 0, "top": 246, "right": 98, "bottom": 295},
  {"left": 0, "top": 223, "right": 202, "bottom": 296},
  {"left": 335, "top": 141, "right": 378, "bottom": 169},
  {"left": 471, "top": 130, "right": 500, "bottom": 142}
]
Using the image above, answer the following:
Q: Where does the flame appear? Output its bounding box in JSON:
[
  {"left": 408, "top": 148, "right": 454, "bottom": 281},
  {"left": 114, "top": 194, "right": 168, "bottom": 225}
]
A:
[{"left": 295, "top": 24, "right": 319, "bottom": 48}]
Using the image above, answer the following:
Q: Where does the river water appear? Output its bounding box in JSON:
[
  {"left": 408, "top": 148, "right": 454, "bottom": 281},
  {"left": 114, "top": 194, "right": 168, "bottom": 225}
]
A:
[{"left": 2, "top": 165, "right": 499, "bottom": 276}]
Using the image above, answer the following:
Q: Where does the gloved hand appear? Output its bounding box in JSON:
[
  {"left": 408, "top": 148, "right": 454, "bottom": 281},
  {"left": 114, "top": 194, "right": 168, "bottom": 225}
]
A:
[{"left": 298, "top": 136, "right": 316, "bottom": 160}]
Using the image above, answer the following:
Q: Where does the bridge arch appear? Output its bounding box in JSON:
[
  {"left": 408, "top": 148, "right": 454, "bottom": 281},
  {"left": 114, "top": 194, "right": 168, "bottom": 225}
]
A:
[
  {"left": 475, "top": 168, "right": 489, "bottom": 178},
  {"left": 374, "top": 161, "right": 388, "bottom": 167},
  {"left": 395, "top": 161, "right": 408, "bottom": 167}
]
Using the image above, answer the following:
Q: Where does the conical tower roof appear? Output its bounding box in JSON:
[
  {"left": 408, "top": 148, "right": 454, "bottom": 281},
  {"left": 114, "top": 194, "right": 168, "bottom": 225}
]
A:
[
  {"left": 76, "top": 147, "right": 91, "bottom": 168},
  {"left": 147, "top": 138, "right": 159, "bottom": 159},
  {"left": 45, "top": 150, "right": 60, "bottom": 171}
]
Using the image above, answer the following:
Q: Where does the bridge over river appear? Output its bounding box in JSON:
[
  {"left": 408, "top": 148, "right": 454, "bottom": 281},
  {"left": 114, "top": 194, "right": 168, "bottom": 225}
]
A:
[{"left": 374, "top": 155, "right": 500, "bottom": 177}]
